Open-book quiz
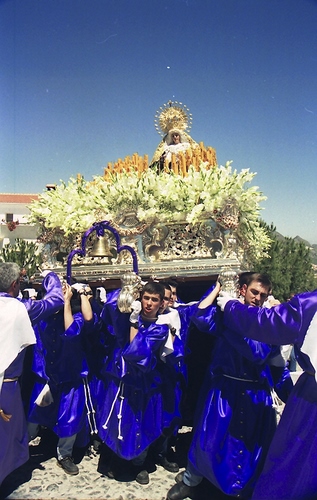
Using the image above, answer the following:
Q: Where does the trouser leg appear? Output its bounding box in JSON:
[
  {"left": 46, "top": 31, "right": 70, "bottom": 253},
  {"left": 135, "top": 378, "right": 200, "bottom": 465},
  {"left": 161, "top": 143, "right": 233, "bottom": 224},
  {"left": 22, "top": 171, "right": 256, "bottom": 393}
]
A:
[
  {"left": 57, "top": 434, "right": 77, "bottom": 460},
  {"left": 27, "top": 422, "right": 40, "bottom": 441},
  {"left": 132, "top": 448, "right": 148, "bottom": 466},
  {"left": 183, "top": 461, "right": 203, "bottom": 487}
]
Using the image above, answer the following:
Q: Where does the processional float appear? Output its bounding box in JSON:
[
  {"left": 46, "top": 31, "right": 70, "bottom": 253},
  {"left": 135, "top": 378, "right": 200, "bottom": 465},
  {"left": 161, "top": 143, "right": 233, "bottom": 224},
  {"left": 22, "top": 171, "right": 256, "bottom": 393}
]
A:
[{"left": 30, "top": 101, "right": 269, "bottom": 297}]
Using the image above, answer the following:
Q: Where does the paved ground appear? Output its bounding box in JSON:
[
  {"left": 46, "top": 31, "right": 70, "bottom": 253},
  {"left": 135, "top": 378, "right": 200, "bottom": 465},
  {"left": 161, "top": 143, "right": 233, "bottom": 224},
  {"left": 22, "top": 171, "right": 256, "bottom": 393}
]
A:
[
  {"left": 0, "top": 378, "right": 294, "bottom": 500},
  {"left": 0, "top": 427, "right": 229, "bottom": 500}
]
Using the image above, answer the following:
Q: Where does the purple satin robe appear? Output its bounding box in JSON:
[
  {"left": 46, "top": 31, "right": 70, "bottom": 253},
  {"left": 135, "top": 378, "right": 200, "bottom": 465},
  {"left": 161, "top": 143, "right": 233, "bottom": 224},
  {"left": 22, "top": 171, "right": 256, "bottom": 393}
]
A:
[
  {"left": 157, "top": 303, "right": 198, "bottom": 432},
  {"left": 21, "top": 272, "right": 64, "bottom": 324},
  {"left": 98, "top": 294, "right": 169, "bottom": 460},
  {"left": 223, "top": 291, "right": 317, "bottom": 500},
  {"left": 97, "top": 321, "right": 169, "bottom": 460},
  {"left": 188, "top": 305, "right": 278, "bottom": 498},
  {"left": 28, "top": 311, "right": 97, "bottom": 441}
]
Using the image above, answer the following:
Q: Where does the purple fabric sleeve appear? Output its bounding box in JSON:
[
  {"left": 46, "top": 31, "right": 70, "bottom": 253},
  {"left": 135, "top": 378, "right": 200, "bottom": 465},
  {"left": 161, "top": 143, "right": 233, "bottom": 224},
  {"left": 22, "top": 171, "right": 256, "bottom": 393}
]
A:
[
  {"left": 223, "top": 290, "right": 317, "bottom": 347},
  {"left": 21, "top": 272, "right": 64, "bottom": 325},
  {"left": 191, "top": 304, "right": 219, "bottom": 334}
]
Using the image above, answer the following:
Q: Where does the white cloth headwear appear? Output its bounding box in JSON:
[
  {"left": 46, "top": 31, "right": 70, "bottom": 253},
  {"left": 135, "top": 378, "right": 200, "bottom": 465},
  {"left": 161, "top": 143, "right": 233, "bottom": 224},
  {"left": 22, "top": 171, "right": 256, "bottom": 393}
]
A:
[
  {"left": 35, "top": 383, "right": 54, "bottom": 406},
  {"left": 71, "top": 283, "right": 87, "bottom": 291},
  {"left": 96, "top": 287, "right": 107, "bottom": 303},
  {"left": 157, "top": 308, "right": 181, "bottom": 337},
  {"left": 0, "top": 296, "right": 35, "bottom": 394},
  {"left": 157, "top": 308, "right": 181, "bottom": 359},
  {"left": 300, "top": 311, "right": 317, "bottom": 382},
  {"left": 23, "top": 288, "right": 37, "bottom": 299}
]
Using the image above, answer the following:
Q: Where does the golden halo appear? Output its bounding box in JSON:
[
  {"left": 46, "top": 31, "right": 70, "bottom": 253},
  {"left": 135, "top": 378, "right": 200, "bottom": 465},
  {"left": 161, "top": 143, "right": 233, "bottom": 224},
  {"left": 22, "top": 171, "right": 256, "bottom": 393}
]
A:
[{"left": 154, "top": 100, "right": 193, "bottom": 137}]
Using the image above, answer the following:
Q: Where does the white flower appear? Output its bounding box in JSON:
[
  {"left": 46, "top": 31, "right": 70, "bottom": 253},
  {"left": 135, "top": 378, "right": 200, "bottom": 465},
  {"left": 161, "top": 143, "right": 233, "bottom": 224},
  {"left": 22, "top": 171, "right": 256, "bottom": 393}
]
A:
[{"left": 28, "top": 161, "right": 269, "bottom": 260}]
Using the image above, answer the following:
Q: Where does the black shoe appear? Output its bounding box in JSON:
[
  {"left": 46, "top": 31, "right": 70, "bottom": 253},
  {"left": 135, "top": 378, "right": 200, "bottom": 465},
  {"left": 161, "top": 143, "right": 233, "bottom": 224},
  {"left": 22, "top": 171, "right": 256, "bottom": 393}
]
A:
[
  {"left": 135, "top": 468, "right": 149, "bottom": 485},
  {"left": 92, "top": 438, "right": 102, "bottom": 453},
  {"left": 158, "top": 455, "right": 179, "bottom": 473},
  {"left": 84, "top": 445, "right": 94, "bottom": 457},
  {"left": 167, "top": 480, "right": 194, "bottom": 500},
  {"left": 175, "top": 470, "right": 184, "bottom": 483},
  {"left": 57, "top": 456, "right": 79, "bottom": 475}
]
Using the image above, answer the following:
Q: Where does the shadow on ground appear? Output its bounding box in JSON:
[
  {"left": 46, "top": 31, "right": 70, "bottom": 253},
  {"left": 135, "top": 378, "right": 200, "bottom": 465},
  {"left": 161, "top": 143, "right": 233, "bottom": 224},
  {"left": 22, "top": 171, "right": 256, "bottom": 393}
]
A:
[
  {"left": 0, "top": 428, "right": 58, "bottom": 499},
  {"left": 0, "top": 428, "right": 232, "bottom": 500}
]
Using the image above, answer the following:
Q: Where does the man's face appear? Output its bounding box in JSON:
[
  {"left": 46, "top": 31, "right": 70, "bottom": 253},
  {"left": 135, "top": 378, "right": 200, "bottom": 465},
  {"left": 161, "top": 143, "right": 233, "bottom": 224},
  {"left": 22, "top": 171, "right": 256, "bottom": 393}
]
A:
[
  {"left": 168, "top": 286, "right": 177, "bottom": 307},
  {"left": 160, "top": 289, "right": 172, "bottom": 313},
  {"left": 240, "top": 280, "right": 269, "bottom": 307},
  {"left": 20, "top": 269, "right": 28, "bottom": 283},
  {"left": 141, "top": 292, "right": 163, "bottom": 318}
]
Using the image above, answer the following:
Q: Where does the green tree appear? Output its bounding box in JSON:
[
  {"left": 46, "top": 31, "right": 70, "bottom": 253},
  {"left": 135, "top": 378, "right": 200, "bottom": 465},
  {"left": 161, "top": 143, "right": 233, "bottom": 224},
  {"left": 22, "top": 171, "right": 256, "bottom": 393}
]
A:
[
  {"left": 0, "top": 238, "right": 43, "bottom": 278},
  {"left": 251, "top": 222, "right": 317, "bottom": 301}
]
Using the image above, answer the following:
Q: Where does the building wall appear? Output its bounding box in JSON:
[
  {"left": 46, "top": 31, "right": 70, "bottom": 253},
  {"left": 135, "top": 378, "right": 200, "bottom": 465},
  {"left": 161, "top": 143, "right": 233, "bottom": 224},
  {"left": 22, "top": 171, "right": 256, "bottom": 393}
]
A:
[{"left": 0, "top": 193, "right": 39, "bottom": 248}]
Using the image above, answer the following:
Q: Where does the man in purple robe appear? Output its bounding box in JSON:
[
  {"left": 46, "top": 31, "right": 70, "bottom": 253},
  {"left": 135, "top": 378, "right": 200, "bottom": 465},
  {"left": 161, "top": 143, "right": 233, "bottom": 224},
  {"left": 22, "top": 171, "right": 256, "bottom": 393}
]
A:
[
  {"left": 167, "top": 273, "right": 291, "bottom": 500},
  {"left": 98, "top": 281, "right": 170, "bottom": 484},
  {"left": 27, "top": 283, "right": 97, "bottom": 476},
  {"left": 218, "top": 288, "right": 317, "bottom": 500},
  {"left": 152, "top": 282, "right": 189, "bottom": 474}
]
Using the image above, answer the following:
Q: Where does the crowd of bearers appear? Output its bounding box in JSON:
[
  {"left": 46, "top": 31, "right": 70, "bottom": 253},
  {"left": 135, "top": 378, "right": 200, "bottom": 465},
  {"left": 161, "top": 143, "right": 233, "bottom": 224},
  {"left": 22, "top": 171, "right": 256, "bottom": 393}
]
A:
[
  {"left": 1, "top": 267, "right": 216, "bottom": 486},
  {"left": 2, "top": 265, "right": 303, "bottom": 500}
]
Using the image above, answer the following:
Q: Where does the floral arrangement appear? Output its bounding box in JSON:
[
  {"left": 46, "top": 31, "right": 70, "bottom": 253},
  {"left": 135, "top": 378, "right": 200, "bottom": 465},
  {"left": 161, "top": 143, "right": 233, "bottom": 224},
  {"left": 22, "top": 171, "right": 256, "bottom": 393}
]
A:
[
  {"left": 28, "top": 161, "right": 271, "bottom": 261},
  {"left": 1, "top": 219, "right": 20, "bottom": 231}
]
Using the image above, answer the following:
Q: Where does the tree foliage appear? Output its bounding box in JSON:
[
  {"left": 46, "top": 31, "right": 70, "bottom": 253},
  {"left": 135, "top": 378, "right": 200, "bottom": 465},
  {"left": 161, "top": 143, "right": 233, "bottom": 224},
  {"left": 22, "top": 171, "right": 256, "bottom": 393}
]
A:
[
  {"left": 0, "top": 238, "right": 42, "bottom": 278},
  {"left": 251, "top": 222, "right": 317, "bottom": 302}
]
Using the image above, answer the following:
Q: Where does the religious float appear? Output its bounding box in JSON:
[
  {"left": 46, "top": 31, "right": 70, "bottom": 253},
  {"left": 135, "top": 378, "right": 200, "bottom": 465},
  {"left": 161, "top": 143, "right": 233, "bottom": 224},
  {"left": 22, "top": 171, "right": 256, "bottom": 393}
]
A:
[{"left": 28, "top": 101, "right": 271, "bottom": 298}]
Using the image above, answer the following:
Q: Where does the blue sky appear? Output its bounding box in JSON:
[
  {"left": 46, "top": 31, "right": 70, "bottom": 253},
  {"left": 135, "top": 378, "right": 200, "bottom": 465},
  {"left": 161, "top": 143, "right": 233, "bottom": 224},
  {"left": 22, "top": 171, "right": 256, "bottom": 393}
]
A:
[{"left": 1, "top": 0, "right": 317, "bottom": 243}]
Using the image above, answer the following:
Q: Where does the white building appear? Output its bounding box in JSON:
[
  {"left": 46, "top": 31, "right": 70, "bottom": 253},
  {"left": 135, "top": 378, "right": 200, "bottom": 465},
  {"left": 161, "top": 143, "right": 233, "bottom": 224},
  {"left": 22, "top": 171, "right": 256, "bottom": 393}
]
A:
[{"left": 0, "top": 193, "right": 40, "bottom": 248}]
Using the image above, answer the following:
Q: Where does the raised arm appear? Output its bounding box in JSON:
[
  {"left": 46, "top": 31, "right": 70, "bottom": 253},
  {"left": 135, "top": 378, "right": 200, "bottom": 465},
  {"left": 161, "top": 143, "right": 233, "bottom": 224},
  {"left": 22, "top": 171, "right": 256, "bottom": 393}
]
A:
[
  {"left": 198, "top": 280, "right": 221, "bottom": 309},
  {"left": 63, "top": 283, "right": 74, "bottom": 331},
  {"left": 222, "top": 291, "right": 317, "bottom": 346},
  {"left": 22, "top": 272, "right": 64, "bottom": 324},
  {"left": 78, "top": 285, "right": 93, "bottom": 322}
]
